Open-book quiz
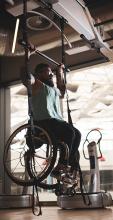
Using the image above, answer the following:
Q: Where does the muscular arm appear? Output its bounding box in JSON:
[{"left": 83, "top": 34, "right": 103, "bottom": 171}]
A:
[{"left": 21, "top": 69, "right": 43, "bottom": 95}]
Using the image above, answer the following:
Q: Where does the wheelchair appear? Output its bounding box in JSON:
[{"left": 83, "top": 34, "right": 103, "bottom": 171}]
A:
[{"left": 3, "top": 123, "right": 78, "bottom": 195}]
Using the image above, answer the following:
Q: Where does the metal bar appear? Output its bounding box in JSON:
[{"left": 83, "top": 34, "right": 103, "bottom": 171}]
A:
[
  {"left": 85, "top": 0, "right": 111, "bottom": 8},
  {"left": 103, "top": 37, "right": 113, "bottom": 42},
  {"left": 80, "top": 34, "right": 94, "bottom": 47},
  {"left": 30, "top": 48, "right": 70, "bottom": 71},
  {"left": 18, "top": 40, "right": 70, "bottom": 69},
  {"left": 94, "top": 18, "right": 113, "bottom": 27},
  {"left": 75, "top": 0, "right": 85, "bottom": 9},
  {"left": 68, "top": 57, "right": 108, "bottom": 70},
  {"left": 30, "top": 48, "right": 60, "bottom": 66}
]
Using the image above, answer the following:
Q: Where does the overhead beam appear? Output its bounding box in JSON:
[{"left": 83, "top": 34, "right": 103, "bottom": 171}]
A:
[
  {"left": 94, "top": 18, "right": 113, "bottom": 27},
  {"left": 85, "top": 0, "right": 112, "bottom": 8},
  {"left": 51, "top": 0, "right": 95, "bottom": 40}
]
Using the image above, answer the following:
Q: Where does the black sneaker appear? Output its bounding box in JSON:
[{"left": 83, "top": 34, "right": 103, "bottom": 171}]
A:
[
  {"left": 50, "top": 164, "right": 70, "bottom": 179},
  {"left": 61, "top": 170, "right": 79, "bottom": 186},
  {"left": 50, "top": 169, "right": 60, "bottom": 178},
  {"left": 50, "top": 165, "right": 63, "bottom": 179}
]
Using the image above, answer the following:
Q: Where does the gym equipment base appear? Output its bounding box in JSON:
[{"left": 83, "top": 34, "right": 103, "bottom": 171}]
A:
[
  {"left": 57, "top": 192, "right": 112, "bottom": 209},
  {"left": 0, "top": 194, "right": 33, "bottom": 209}
]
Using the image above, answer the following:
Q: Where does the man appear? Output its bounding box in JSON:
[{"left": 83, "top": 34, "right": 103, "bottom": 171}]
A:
[{"left": 27, "top": 63, "right": 81, "bottom": 177}]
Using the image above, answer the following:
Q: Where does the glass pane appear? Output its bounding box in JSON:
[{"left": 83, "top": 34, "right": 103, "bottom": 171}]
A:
[
  {"left": 10, "top": 85, "right": 29, "bottom": 195},
  {"left": 63, "top": 63, "right": 113, "bottom": 196},
  {"left": 11, "top": 85, "right": 28, "bottom": 132}
]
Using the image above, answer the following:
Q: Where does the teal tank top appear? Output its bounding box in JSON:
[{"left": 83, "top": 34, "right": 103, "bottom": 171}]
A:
[{"left": 32, "top": 84, "right": 63, "bottom": 121}]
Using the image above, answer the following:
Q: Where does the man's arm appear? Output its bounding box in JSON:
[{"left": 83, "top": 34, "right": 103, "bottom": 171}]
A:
[
  {"left": 20, "top": 67, "right": 43, "bottom": 95},
  {"left": 56, "top": 64, "right": 66, "bottom": 98}
]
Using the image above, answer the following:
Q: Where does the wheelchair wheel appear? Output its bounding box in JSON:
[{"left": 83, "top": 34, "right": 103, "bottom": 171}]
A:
[
  {"left": 27, "top": 145, "right": 60, "bottom": 190},
  {"left": 3, "top": 123, "right": 57, "bottom": 186},
  {"left": 27, "top": 142, "right": 69, "bottom": 190}
]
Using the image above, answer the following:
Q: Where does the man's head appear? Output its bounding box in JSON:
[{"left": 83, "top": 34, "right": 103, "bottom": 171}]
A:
[{"left": 34, "top": 63, "right": 54, "bottom": 87}]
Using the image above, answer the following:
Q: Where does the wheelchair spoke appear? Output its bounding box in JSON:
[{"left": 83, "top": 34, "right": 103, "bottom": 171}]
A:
[{"left": 4, "top": 123, "right": 57, "bottom": 186}]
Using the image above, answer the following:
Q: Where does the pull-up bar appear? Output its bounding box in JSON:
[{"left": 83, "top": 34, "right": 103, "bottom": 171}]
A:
[
  {"left": 18, "top": 39, "right": 70, "bottom": 71},
  {"left": 18, "top": 39, "right": 59, "bottom": 66},
  {"left": 30, "top": 46, "right": 60, "bottom": 66}
]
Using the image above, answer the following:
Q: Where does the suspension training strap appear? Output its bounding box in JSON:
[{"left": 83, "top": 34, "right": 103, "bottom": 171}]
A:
[
  {"left": 32, "top": 183, "right": 42, "bottom": 216},
  {"left": 22, "top": 1, "right": 42, "bottom": 215},
  {"left": 60, "top": 17, "right": 73, "bottom": 125},
  {"left": 22, "top": 0, "right": 34, "bottom": 129},
  {"left": 78, "top": 165, "right": 91, "bottom": 206}
]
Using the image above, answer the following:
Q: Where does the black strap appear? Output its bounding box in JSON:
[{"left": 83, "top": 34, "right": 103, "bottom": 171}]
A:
[
  {"left": 32, "top": 182, "right": 42, "bottom": 216},
  {"left": 22, "top": 0, "right": 36, "bottom": 153},
  {"left": 66, "top": 97, "right": 73, "bottom": 125},
  {"left": 78, "top": 165, "right": 91, "bottom": 206},
  {"left": 60, "top": 17, "right": 73, "bottom": 125},
  {"left": 22, "top": 2, "right": 42, "bottom": 215}
]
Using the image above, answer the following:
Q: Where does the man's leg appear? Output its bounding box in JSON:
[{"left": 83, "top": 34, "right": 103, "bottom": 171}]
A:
[
  {"left": 36, "top": 119, "right": 81, "bottom": 172},
  {"left": 68, "top": 127, "right": 81, "bottom": 171}
]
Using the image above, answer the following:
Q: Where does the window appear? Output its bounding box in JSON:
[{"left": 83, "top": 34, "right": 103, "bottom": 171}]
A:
[
  {"left": 63, "top": 62, "right": 113, "bottom": 194},
  {"left": 10, "top": 62, "right": 113, "bottom": 199}
]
